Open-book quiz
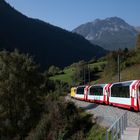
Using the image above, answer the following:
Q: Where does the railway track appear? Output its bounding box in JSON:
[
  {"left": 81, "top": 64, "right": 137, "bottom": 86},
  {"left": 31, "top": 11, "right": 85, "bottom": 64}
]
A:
[{"left": 66, "top": 96, "right": 140, "bottom": 128}]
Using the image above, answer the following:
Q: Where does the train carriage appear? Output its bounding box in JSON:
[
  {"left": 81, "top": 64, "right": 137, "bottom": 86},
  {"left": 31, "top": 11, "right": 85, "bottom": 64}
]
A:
[
  {"left": 87, "top": 84, "right": 111, "bottom": 104},
  {"left": 71, "top": 79, "right": 140, "bottom": 111},
  {"left": 109, "top": 80, "right": 140, "bottom": 111},
  {"left": 74, "top": 85, "right": 89, "bottom": 101}
]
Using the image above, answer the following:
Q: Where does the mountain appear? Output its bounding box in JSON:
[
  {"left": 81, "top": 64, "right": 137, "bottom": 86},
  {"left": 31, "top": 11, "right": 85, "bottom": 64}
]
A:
[
  {"left": 0, "top": 0, "right": 106, "bottom": 70},
  {"left": 73, "top": 17, "right": 138, "bottom": 50},
  {"left": 135, "top": 26, "right": 140, "bottom": 32}
]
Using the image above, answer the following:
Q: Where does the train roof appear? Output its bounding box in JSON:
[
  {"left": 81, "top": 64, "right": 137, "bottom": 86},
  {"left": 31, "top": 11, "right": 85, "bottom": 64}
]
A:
[
  {"left": 111, "top": 80, "right": 138, "bottom": 85},
  {"left": 89, "top": 83, "right": 109, "bottom": 88},
  {"left": 76, "top": 85, "right": 86, "bottom": 88}
]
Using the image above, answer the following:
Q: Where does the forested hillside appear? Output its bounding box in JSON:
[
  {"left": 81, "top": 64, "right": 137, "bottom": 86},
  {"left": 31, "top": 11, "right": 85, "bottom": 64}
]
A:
[
  {"left": 50, "top": 34, "right": 140, "bottom": 85},
  {"left": 97, "top": 33, "right": 140, "bottom": 83},
  {"left": 0, "top": 0, "right": 106, "bottom": 70}
]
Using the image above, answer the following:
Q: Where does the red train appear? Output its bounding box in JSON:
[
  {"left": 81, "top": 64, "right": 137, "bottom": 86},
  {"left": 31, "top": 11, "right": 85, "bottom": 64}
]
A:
[{"left": 71, "top": 80, "right": 140, "bottom": 111}]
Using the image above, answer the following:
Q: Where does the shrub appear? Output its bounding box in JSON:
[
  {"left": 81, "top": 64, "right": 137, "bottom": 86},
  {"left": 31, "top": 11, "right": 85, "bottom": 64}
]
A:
[{"left": 0, "top": 50, "right": 43, "bottom": 139}]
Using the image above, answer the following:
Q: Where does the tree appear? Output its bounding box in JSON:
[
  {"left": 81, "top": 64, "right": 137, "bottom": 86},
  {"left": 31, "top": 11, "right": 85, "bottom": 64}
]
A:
[
  {"left": 136, "top": 34, "right": 140, "bottom": 51},
  {"left": 0, "top": 50, "right": 43, "bottom": 139},
  {"left": 48, "top": 65, "right": 60, "bottom": 76},
  {"left": 27, "top": 98, "right": 92, "bottom": 140},
  {"left": 103, "top": 51, "right": 118, "bottom": 78},
  {"left": 71, "top": 60, "right": 89, "bottom": 85}
]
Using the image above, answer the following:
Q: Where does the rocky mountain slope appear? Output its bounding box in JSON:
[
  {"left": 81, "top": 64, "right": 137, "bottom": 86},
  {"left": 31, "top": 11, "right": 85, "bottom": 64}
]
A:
[
  {"left": 135, "top": 26, "right": 140, "bottom": 32},
  {"left": 73, "top": 17, "right": 138, "bottom": 50}
]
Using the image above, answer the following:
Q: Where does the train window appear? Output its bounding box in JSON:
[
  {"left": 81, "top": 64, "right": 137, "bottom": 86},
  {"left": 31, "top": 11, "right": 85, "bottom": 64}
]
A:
[
  {"left": 111, "top": 82, "right": 132, "bottom": 98},
  {"left": 76, "top": 87, "right": 85, "bottom": 95},
  {"left": 89, "top": 86, "right": 103, "bottom": 96}
]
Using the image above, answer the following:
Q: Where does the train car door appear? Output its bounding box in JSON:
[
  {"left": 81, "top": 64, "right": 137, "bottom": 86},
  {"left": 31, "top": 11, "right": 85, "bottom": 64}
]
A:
[
  {"left": 84, "top": 86, "right": 89, "bottom": 101},
  {"left": 104, "top": 84, "right": 112, "bottom": 104},
  {"left": 137, "top": 84, "right": 140, "bottom": 111},
  {"left": 131, "top": 80, "right": 140, "bottom": 111}
]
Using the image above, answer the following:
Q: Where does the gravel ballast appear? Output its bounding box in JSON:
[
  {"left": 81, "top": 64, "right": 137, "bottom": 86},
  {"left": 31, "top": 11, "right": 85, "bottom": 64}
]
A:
[{"left": 66, "top": 96, "right": 140, "bottom": 128}]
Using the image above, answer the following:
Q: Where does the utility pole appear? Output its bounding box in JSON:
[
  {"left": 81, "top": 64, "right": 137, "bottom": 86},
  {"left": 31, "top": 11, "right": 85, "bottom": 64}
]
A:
[
  {"left": 88, "top": 64, "right": 90, "bottom": 85},
  {"left": 118, "top": 49, "right": 120, "bottom": 82},
  {"left": 82, "top": 64, "right": 84, "bottom": 85},
  {"left": 84, "top": 65, "right": 86, "bottom": 85}
]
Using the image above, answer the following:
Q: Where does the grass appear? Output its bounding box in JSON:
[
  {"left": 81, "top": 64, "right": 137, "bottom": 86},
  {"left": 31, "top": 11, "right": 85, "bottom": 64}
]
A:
[
  {"left": 121, "top": 64, "right": 140, "bottom": 81},
  {"left": 94, "top": 63, "right": 140, "bottom": 85},
  {"left": 50, "top": 67, "right": 74, "bottom": 84},
  {"left": 86, "top": 124, "right": 106, "bottom": 140},
  {"left": 89, "top": 61, "right": 107, "bottom": 71},
  {"left": 50, "top": 61, "right": 107, "bottom": 85},
  {"left": 78, "top": 108, "right": 107, "bottom": 140},
  {"left": 50, "top": 59, "right": 140, "bottom": 86}
]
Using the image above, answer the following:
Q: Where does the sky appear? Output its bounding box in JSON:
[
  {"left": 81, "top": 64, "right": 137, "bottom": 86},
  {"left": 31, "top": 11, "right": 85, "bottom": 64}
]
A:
[{"left": 6, "top": 0, "right": 140, "bottom": 31}]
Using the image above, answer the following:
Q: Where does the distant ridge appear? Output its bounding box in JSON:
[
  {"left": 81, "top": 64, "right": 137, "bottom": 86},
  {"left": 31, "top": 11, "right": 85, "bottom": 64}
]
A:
[
  {"left": 0, "top": 0, "right": 106, "bottom": 70},
  {"left": 135, "top": 26, "right": 140, "bottom": 32},
  {"left": 73, "top": 17, "right": 138, "bottom": 50}
]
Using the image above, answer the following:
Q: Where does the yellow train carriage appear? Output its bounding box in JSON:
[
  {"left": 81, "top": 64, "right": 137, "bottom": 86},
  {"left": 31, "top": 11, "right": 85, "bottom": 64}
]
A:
[{"left": 70, "top": 87, "right": 76, "bottom": 98}]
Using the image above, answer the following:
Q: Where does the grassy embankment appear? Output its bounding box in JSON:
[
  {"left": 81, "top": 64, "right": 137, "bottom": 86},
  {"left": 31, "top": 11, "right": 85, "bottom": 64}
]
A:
[{"left": 50, "top": 61, "right": 107, "bottom": 85}]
